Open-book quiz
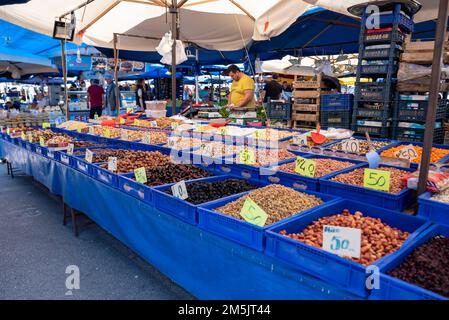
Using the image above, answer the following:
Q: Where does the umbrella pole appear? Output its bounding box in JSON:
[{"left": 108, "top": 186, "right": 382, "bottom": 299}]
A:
[
  {"left": 171, "top": 1, "right": 178, "bottom": 116},
  {"left": 195, "top": 48, "right": 199, "bottom": 105},
  {"left": 417, "top": 0, "right": 449, "bottom": 195},
  {"left": 113, "top": 33, "right": 120, "bottom": 117},
  {"left": 60, "top": 40, "right": 69, "bottom": 121}
]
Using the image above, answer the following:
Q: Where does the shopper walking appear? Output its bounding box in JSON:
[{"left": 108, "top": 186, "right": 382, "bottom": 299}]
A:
[
  {"left": 105, "top": 74, "right": 119, "bottom": 116},
  {"left": 87, "top": 79, "right": 105, "bottom": 119},
  {"left": 136, "top": 78, "right": 149, "bottom": 111}
]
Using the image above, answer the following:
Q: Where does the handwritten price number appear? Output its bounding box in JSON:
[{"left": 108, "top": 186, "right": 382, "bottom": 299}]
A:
[
  {"left": 143, "top": 134, "right": 151, "bottom": 144},
  {"left": 364, "top": 169, "right": 391, "bottom": 192},
  {"left": 171, "top": 181, "right": 189, "bottom": 200},
  {"left": 39, "top": 137, "right": 46, "bottom": 147},
  {"left": 342, "top": 140, "right": 360, "bottom": 153},
  {"left": 395, "top": 146, "right": 418, "bottom": 161},
  {"left": 150, "top": 121, "right": 158, "bottom": 128},
  {"left": 134, "top": 167, "right": 147, "bottom": 184},
  {"left": 239, "top": 149, "right": 255, "bottom": 165},
  {"left": 121, "top": 130, "right": 129, "bottom": 140},
  {"left": 293, "top": 134, "right": 307, "bottom": 146},
  {"left": 294, "top": 157, "right": 316, "bottom": 178},
  {"left": 21, "top": 132, "right": 26, "bottom": 140},
  {"left": 239, "top": 197, "right": 268, "bottom": 227},
  {"left": 85, "top": 149, "right": 94, "bottom": 163},
  {"left": 322, "top": 225, "right": 361, "bottom": 258},
  {"left": 108, "top": 157, "right": 117, "bottom": 172},
  {"left": 67, "top": 144, "right": 74, "bottom": 156},
  {"left": 168, "top": 138, "right": 176, "bottom": 148}
]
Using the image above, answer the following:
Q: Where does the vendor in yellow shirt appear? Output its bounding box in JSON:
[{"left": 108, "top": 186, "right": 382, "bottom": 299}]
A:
[{"left": 226, "top": 65, "right": 256, "bottom": 108}]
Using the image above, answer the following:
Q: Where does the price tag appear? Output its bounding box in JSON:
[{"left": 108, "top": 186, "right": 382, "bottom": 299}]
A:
[
  {"left": 167, "top": 137, "right": 176, "bottom": 148},
  {"left": 364, "top": 168, "right": 391, "bottom": 192},
  {"left": 104, "top": 128, "right": 111, "bottom": 138},
  {"left": 6, "top": 128, "right": 10, "bottom": 135},
  {"left": 239, "top": 197, "right": 268, "bottom": 227},
  {"left": 67, "top": 144, "right": 74, "bottom": 156},
  {"left": 199, "top": 143, "right": 213, "bottom": 157},
  {"left": 85, "top": 149, "right": 93, "bottom": 163},
  {"left": 42, "top": 122, "right": 51, "bottom": 129},
  {"left": 171, "top": 181, "right": 189, "bottom": 200},
  {"left": 239, "top": 148, "right": 256, "bottom": 165},
  {"left": 119, "top": 117, "right": 126, "bottom": 124},
  {"left": 253, "top": 130, "right": 266, "bottom": 140},
  {"left": 108, "top": 157, "right": 117, "bottom": 172},
  {"left": 77, "top": 128, "right": 82, "bottom": 133},
  {"left": 39, "top": 137, "right": 46, "bottom": 147},
  {"left": 88, "top": 126, "right": 94, "bottom": 135},
  {"left": 395, "top": 145, "right": 419, "bottom": 161},
  {"left": 127, "top": 108, "right": 133, "bottom": 114},
  {"left": 322, "top": 225, "right": 361, "bottom": 258},
  {"left": 150, "top": 121, "right": 158, "bottom": 128},
  {"left": 121, "top": 130, "right": 129, "bottom": 140},
  {"left": 134, "top": 167, "right": 147, "bottom": 184},
  {"left": 94, "top": 114, "right": 99, "bottom": 120},
  {"left": 171, "top": 123, "right": 179, "bottom": 130},
  {"left": 142, "top": 134, "right": 151, "bottom": 144},
  {"left": 294, "top": 156, "right": 316, "bottom": 178},
  {"left": 341, "top": 139, "right": 360, "bottom": 153},
  {"left": 21, "top": 132, "right": 26, "bottom": 140},
  {"left": 219, "top": 127, "right": 228, "bottom": 135},
  {"left": 28, "top": 133, "right": 33, "bottom": 143},
  {"left": 293, "top": 134, "right": 308, "bottom": 146},
  {"left": 134, "top": 119, "right": 140, "bottom": 126}
]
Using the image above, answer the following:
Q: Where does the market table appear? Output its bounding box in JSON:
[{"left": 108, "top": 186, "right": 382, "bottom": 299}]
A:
[{"left": 0, "top": 140, "right": 360, "bottom": 300}]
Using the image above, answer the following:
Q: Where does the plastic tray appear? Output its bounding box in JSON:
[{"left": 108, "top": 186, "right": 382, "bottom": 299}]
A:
[
  {"left": 319, "top": 164, "right": 416, "bottom": 211},
  {"left": 371, "top": 224, "right": 448, "bottom": 300},
  {"left": 91, "top": 163, "right": 120, "bottom": 188},
  {"left": 72, "top": 156, "right": 95, "bottom": 176},
  {"left": 320, "top": 110, "right": 352, "bottom": 129},
  {"left": 197, "top": 190, "right": 340, "bottom": 251},
  {"left": 364, "top": 29, "right": 405, "bottom": 44},
  {"left": 265, "top": 199, "right": 430, "bottom": 298},
  {"left": 417, "top": 192, "right": 449, "bottom": 226},
  {"left": 261, "top": 155, "right": 364, "bottom": 192},
  {"left": 152, "top": 175, "right": 267, "bottom": 225},
  {"left": 396, "top": 99, "right": 446, "bottom": 121},
  {"left": 34, "top": 145, "right": 48, "bottom": 157}
]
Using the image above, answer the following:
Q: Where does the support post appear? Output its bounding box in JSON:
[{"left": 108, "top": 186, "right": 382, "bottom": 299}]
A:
[
  {"left": 418, "top": 0, "right": 449, "bottom": 195},
  {"left": 113, "top": 33, "right": 121, "bottom": 116},
  {"left": 60, "top": 40, "right": 69, "bottom": 121},
  {"left": 171, "top": 1, "right": 178, "bottom": 115}
]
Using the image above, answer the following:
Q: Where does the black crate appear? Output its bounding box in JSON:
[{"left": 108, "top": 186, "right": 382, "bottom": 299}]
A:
[
  {"left": 363, "top": 48, "right": 401, "bottom": 60},
  {"left": 356, "top": 108, "right": 386, "bottom": 118},
  {"left": 321, "top": 110, "right": 352, "bottom": 129},
  {"left": 361, "top": 64, "right": 398, "bottom": 75},
  {"left": 396, "top": 99, "right": 447, "bottom": 121},
  {"left": 356, "top": 82, "right": 395, "bottom": 101},
  {"left": 394, "top": 127, "right": 444, "bottom": 143},
  {"left": 364, "top": 30, "right": 405, "bottom": 44},
  {"left": 266, "top": 100, "right": 292, "bottom": 120}
]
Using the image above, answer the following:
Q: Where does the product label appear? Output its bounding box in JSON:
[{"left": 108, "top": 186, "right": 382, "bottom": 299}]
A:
[
  {"left": 199, "top": 143, "right": 213, "bottom": 157},
  {"left": 171, "top": 123, "right": 179, "bottom": 130},
  {"left": 341, "top": 139, "right": 360, "bottom": 153},
  {"left": 142, "top": 134, "right": 151, "bottom": 144},
  {"left": 39, "top": 137, "right": 46, "bottom": 147},
  {"left": 121, "top": 130, "right": 129, "bottom": 140},
  {"left": 42, "top": 122, "right": 51, "bottom": 129},
  {"left": 295, "top": 156, "right": 316, "bottom": 178},
  {"left": 21, "top": 132, "right": 26, "bottom": 140},
  {"left": 104, "top": 128, "right": 111, "bottom": 138},
  {"left": 395, "top": 145, "right": 419, "bottom": 161},
  {"left": 239, "top": 197, "right": 268, "bottom": 227},
  {"left": 363, "top": 168, "right": 391, "bottom": 192},
  {"left": 253, "top": 130, "right": 266, "bottom": 140},
  {"left": 127, "top": 108, "right": 133, "bottom": 114},
  {"left": 85, "top": 149, "right": 93, "bottom": 163},
  {"left": 134, "top": 167, "right": 147, "bottom": 184},
  {"left": 239, "top": 148, "right": 256, "bottom": 165},
  {"left": 150, "top": 121, "right": 158, "bottom": 128},
  {"left": 322, "top": 225, "right": 361, "bottom": 258},
  {"left": 67, "top": 144, "right": 74, "bottom": 156},
  {"left": 108, "top": 157, "right": 117, "bottom": 172},
  {"left": 171, "top": 181, "right": 189, "bottom": 200},
  {"left": 293, "top": 134, "right": 308, "bottom": 146},
  {"left": 119, "top": 118, "right": 126, "bottom": 124}
]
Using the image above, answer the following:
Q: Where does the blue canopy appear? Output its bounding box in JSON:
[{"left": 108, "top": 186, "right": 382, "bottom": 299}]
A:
[{"left": 0, "top": 0, "right": 30, "bottom": 5}]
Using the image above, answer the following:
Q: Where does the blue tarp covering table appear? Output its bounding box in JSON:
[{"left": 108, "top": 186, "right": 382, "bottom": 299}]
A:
[{"left": 0, "top": 140, "right": 361, "bottom": 300}]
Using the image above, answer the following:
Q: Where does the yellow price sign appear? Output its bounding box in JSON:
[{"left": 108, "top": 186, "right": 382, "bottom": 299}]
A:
[
  {"left": 21, "top": 132, "right": 26, "bottom": 140},
  {"left": 42, "top": 122, "right": 51, "bottom": 129},
  {"left": 77, "top": 128, "right": 82, "bottom": 133},
  {"left": 28, "top": 133, "right": 33, "bottom": 143},
  {"left": 119, "top": 117, "right": 126, "bottom": 124},
  {"left": 363, "top": 168, "right": 391, "bottom": 192},
  {"left": 253, "top": 130, "right": 266, "bottom": 140},
  {"left": 104, "top": 128, "right": 111, "bottom": 138},
  {"left": 239, "top": 148, "right": 256, "bottom": 165},
  {"left": 294, "top": 156, "right": 317, "bottom": 178},
  {"left": 39, "top": 137, "right": 46, "bottom": 147},
  {"left": 219, "top": 127, "right": 228, "bottom": 135},
  {"left": 94, "top": 114, "right": 99, "bottom": 120},
  {"left": 134, "top": 167, "right": 147, "bottom": 184},
  {"left": 239, "top": 197, "right": 268, "bottom": 227},
  {"left": 134, "top": 119, "right": 140, "bottom": 126},
  {"left": 127, "top": 108, "right": 134, "bottom": 114}
]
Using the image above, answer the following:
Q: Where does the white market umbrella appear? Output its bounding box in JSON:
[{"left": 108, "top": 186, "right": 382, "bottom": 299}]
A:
[{"left": 0, "top": 47, "right": 58, "bottom": 79}]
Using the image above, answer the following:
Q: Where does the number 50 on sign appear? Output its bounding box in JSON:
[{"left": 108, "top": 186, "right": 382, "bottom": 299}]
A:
[{"left": 363, "top": 168, "right": 391, "bottom": 192}]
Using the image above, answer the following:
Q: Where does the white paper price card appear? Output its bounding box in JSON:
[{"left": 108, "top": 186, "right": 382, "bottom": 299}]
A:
[
  {"left": 88, "top": 126, "right": 94, "bottom": 135},
  {"left": 167, "top": 137, "right": 177, "bottom": 148},
  {"left": 171, "top": 181, "right": 188, "bottom": 200},
  {"left": 108, "top": 157, "right": 117, "bottom": 172},
  {"left": 150, "top": 121, "right": 158, "bottom": 128},
  {"left": 67, "top": 144, "right": 74, "bottom": 156},
  {"left": 85, "top": 149, "right": 93, "bottom": 163},
  {"left": 395, "top": 145, "right": 419, "bottom": 161},
  {"left": 142, "top": 134, "right": 151, "bottom": 144},
  {"left": 199, "top": 143, "right": 212, "bottom": 156},
  {"left": 341, "top": 139, "right": 360, "bottom": 153},
  {"left": 121, "top": 130, "right": 129, "bottom": 140},
  {"left": 293, "top": 134, "right": 308, "bottom": 146},
  {"left": 322, "top": 225, "right": 361, "bottom": 258}
]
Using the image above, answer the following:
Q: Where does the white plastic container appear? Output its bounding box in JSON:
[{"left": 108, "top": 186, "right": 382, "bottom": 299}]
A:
[
  {"left": 145, "top": 100, "right": 167, "bottom": 111},
  {"left": 145, "top": 109, "right": 167, "bottom": 119}
]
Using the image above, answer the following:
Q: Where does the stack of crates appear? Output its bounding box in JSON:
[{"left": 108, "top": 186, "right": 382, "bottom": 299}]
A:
[
  {"left": 320, "top": 94, "right": 354, "bottom": 129},
  {"left": 352, "top": 2, "right": 416, "bottom": 138}
]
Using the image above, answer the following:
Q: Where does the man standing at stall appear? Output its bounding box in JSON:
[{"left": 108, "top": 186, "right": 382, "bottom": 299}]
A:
[
  {"left": 87, "top": 79, "right": 105, "bottom": 119},
  {"left": 226, "top": 65, "right": 255, "bottom": 109},
  {"left": 105, "top": 74, "right": 119, "bottom": 116}
]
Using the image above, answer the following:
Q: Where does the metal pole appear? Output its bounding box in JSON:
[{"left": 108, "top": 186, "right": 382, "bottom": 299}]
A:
[
  {"left": 113, "top": 33, "right": 121, "bottom": 116},
  {"left": 417, "top": 0, "right": 449, "bottom": 195},
  {"left": 60, "top": 40, "right": 69, "bottom": 121},
  {"left": 171, "top": 1, "right": 178, "bottom": 115},
  {"left": 195, "top": 48, "right": 199, "bottom": 104}
]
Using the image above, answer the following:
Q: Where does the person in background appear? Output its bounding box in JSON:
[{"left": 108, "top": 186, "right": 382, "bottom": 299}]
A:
[
  {"left": 226, "top": 65, "right": 255, "bottom": 109},
  {"left": 3, "top": 101, "right": 13, "bottom": 111},
  {"left": 27, "top": 86, "right": 36, "bottom": 103},
  {"left": 105, "top": 74, "right": 119, "bottom": 116},
  {"left": 262, "top": 73, "right": 282, "bottom": 103},
  {"left": 69, "top": 83, "right": 78, "bottom": 91},
  {"left": 135, "top": 78, "right": 149, "bottom": 111},
  {"left": 281, "top": 81, "right": 293, "bottom": 101},
  {"left": 87, "top": 79, "right": 105, "bottom": 119},
  {"left": 36, "top": 92, "right": 49, "bottom": 109}
]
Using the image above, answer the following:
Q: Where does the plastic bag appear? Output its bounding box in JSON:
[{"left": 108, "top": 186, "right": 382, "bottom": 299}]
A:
[
  {"left": 401, "top": 170, "right": 449, "bottom": 193},
  {"left": 156, "top": 32, "right": 173, "bottom": 56}
]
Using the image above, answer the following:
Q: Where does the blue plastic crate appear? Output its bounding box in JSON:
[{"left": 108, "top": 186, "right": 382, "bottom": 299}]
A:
[
  {"left": 46, "top": 148, "right": 61, "bottom": 161},
  {"left": 152, "top": 175, "right": 267, "bottom": 225},
  {"left": 118, "top": 173, "right": 150, "bottom": 204},
  {"left": 91, "top": 163, "right": 119, "bottom": 188},
  {"left": 265, "top": 199, "right": 430, "bottom": 298},
  {"left": 266, "top": 101, "right": 292, "bottom": 120},
  {"left": 261, "top": 155, "right": 364, "bottom": 192},
  {"left": 72, "top": 156, "right": 94, "bottom": 176},
  {"left": 319, "top": 164, "right": 416, "bottom": 211},
  {"left": 25, "top": 141, "right": 35, "bottom": 152},
  {"left": 417, "top": 192, "right": 449, "bottom": 226},
  {"left": 58, "top": 151, "right": 73, "bottom": 166},
  {"left": 371, "top": 224, "right": 448, "bottom": 300},
  {"left": 378, "top": 12, "right": 414, "bottom": 33},
  {"left": 197, "top": 190, "right": 340, "bottom": 252},
  {"left": 34, "top": 145, "right": 48, "bottom": 157},
  {"left": 321, "top": 94, "right": 354, "bottom": 111}
]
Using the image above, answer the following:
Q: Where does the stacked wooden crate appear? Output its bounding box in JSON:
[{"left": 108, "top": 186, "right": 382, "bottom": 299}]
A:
[{"left": 291, "top": 74, "right": 332, "bottom": 130}]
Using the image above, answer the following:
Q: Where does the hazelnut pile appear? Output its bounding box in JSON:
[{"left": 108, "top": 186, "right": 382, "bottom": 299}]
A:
[{"left": 274, "top": 158, "right": 355, "bottom": 177}]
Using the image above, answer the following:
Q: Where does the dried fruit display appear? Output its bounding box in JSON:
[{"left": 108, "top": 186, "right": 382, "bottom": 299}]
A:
[
  {"left": 137, "top": 163, "right": 213, "bottom": 186},
  {"left": 273, "top": 158, "right": 355, "bottom": 177},
  {"left": 381, "top": 145, "right": 449, "bottom": 164}
]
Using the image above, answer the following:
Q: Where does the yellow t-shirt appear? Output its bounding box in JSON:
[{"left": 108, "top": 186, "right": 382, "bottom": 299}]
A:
[{"left": 230, "top": 74, "right": 255, "bottom": 108}]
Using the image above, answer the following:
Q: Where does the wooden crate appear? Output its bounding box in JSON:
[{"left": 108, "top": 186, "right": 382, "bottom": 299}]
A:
[
  {"left": 404, "top": 40, "right": 449, "bottom": 52},
  {"left": 398, "top": 82, "right": 449, "bottom": 93},
  {"left": 292, "top": 113, "right": 320, "bottom": 122},
  {"left": 293, "top": 80, "right": 321, "bottom": 89},
  {"left": 293, "top": 90, "right": 321, "bottom": 99},
  {"left": 293, "top": 104, "right": 320, "bottom": 112},
  {"left": 401, "top": 52, "right": 449, "bottom": 64}
]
